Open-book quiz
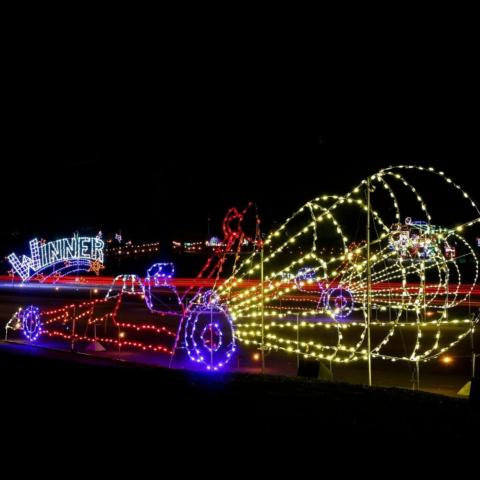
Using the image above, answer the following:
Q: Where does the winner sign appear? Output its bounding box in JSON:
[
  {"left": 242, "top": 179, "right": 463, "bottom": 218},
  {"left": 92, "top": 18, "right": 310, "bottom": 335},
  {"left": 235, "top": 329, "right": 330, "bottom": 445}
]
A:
[{"left": 8, "top": 234, "right": 105, "bottom": 282}]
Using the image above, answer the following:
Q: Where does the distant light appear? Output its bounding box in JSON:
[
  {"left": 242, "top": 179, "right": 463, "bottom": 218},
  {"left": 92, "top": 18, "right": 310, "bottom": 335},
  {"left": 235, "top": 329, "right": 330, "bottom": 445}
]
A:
[
  {"left": 119, "top": 332, "right": 125, "bottom": 338},
  {"left": 208, "top": 236, "right": 221, "bottom": 246},
  {"left": 252, "top": 353, "right": 260, "bottom": 361},
  {"left": 441, "top": 356, "right": 453, "bottom": 365},
  {"left": 93, "top": 288, "right": 98, "bottom": 294}
]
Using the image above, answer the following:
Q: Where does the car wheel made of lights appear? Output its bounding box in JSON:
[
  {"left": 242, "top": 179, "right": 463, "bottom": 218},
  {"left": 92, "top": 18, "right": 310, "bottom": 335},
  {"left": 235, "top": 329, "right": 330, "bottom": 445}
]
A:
[
  {"left": 184, "top": 291, "right": 236, "bottom": 371},
  {"left": 19, "top": 305, "right": 42, "bottom": 342}
]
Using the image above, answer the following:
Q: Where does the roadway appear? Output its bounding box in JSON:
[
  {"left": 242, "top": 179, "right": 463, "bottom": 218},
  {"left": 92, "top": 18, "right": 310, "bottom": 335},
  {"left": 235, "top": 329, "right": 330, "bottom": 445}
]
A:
[{"left": 1, "top": 279, "right": 479, "bottom": 398}]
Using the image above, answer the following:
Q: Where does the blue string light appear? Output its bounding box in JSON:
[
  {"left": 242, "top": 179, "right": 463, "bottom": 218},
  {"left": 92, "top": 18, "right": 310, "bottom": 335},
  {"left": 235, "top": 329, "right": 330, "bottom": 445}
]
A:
[
  {"left": 184, "top": 291, "right": 236, "bottom": 371},
  {"left": 322, "top": 287, "right": 354, "bottom": 319},
  {"left": 8, "top": 234, "right": 105, "bottom": 282},
  {"left": 18, "top": 305, "right": 42, "bottom": 341}
]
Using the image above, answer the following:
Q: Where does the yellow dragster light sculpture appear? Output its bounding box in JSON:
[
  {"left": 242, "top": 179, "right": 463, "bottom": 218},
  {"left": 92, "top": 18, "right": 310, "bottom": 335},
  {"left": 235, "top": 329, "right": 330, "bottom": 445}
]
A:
[{"left": 215, "top": 165, "right": 480, "bottom": 365}]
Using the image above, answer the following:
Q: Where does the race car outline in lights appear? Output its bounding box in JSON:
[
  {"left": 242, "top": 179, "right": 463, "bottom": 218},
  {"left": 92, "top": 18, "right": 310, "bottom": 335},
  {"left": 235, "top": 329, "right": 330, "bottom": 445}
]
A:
[
  {"left": 5, "top": 203, "right": 258, "bottom": 372},
  {"left": 6, "top": 166, "right": 480, "bottom": 370}
]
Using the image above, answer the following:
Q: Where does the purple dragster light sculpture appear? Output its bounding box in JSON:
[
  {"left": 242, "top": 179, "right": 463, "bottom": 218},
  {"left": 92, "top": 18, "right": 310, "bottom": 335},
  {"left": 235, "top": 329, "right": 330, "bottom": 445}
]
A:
[{"left": 6, "top": 205, "right": 260, "bottom": 372}]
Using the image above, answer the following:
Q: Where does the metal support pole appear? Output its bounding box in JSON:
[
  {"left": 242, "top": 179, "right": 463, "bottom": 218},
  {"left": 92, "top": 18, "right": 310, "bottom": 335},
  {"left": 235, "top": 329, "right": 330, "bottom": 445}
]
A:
[
  {"left": 366, "top": 176, "right": 372, "bottom": 387},
  {"left": 261, "top": 245, "right": 265, "bottom": 374},
  {"left": 71, "top": 305, "right": 76, "bottom": 351},
  {"left": 296, "top": 314, "right": 300, "bottom": 369},
  {"left": 416, "top": 359, "right": 420, "bottom": 391},
  {"left": 419, "top": 261, "right": 425, "bottom": 391},
  {"left": 471, "top": 317, "right": 476, "bottom": 378},
  {"left": 468, "top": 294, "right": 476, "bottom": 378},
  {"left": 210, "top": 305, "right": 214, "bottom": 370}
]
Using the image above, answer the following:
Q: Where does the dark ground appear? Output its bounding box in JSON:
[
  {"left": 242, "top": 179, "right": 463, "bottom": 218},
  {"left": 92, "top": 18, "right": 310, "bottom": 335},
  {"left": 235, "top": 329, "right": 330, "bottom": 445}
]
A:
[{"left": 2, "top": 341, "right": 479, "bottom": 445}]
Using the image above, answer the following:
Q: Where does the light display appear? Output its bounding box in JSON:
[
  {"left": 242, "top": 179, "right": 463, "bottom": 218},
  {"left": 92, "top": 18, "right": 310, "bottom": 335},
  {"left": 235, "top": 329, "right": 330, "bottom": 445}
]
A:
[
  {"left": 147, "top": 262, "right": 175, "bottom": 282},
  {"left": 144, "top": 263, "right": 184, "bottom": 316},
  {"left": 388, "top": 218, "right": 456, "bottom": 260},
  {"left": 6, "top": 259, "right": 235, "bottom": 370},
  {"left": 105, "top": 240, "right": 160, "bottom": 258},
  {"left": 169, "top": 204, "right": 259, "bottom": 369},
  {"left": 103, "top": 264, "right": 183, "bottom": 317},
  {"left": 184, "top": 291, "right": 236, "bottom": 371},
  {"left": 18, "top": 306, "right": 42, "bottom": 341},
  {"left": 6, "top": 283, "right": 177, "bottom": 356},
  {"left": 215, "top": 165, "right": 480, "bottom": 365},
  {"left": 207, "top": 236, "right": 222, "bottom": 247},
  {"left": 322, "top": 287, "right": 354, "bottom": 319},
  {"left": 89, "top": 259, "right": 105, "bottom": 275},
  {"left": 8, "top": 234, "right": 105, "bottom": 282},
  {"left": 6, "top": 165, "right": 480, "bottom": 373},
  {"left": 6, "top": 203, "right": 260, "bottom": 370}
]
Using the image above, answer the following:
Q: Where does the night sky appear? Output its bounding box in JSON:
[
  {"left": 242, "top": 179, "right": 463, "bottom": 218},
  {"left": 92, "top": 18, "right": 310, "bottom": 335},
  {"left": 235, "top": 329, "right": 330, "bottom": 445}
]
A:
[{"left": 2, "top": 27, "right": 478, "bottom": 252}]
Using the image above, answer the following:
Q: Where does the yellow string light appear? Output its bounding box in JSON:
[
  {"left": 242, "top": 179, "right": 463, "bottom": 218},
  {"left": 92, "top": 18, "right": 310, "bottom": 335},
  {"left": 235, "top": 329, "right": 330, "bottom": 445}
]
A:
[{"left": 220, "top": 165, "right": 480, "bottom": 364}]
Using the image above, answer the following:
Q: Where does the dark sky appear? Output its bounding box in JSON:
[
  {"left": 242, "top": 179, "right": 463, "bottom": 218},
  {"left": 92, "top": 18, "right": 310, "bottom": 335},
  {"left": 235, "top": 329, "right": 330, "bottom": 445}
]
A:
[{"left": 2, "top": 22, "right": 478, "bottom": 250}]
